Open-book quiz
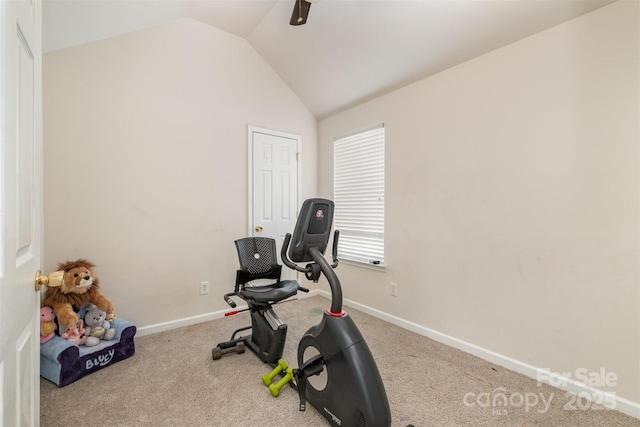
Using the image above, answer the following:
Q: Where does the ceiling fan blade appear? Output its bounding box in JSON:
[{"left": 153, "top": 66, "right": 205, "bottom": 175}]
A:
[{"left": 290, "top": 0, "right": 311, "bottom": 26}]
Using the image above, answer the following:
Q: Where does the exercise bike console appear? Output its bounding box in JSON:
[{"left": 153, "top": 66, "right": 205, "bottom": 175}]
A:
[{"left": 282, "top": 198, "right": 391, "bottom": 427}]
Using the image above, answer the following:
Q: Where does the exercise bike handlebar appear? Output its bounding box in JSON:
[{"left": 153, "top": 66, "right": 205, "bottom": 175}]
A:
[
  {"left": 281, "top": 230, "right": 343, "bottom": 314},
  {"left": 331, "top": 230, "right": 340, "bottom": 268},
  {"left": 281, "top": 233, "right": 308, "bottom": 273}
]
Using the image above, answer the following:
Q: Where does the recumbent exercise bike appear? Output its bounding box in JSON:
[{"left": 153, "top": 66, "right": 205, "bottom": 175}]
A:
[{"left": 213, "top": 198, "right": 391, "bottom": 427}]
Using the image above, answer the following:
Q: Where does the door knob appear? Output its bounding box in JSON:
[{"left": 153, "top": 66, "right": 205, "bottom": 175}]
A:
[
  {"left": 255, "top": 226, "right": 263, "bottom": 232},
  {"left": 34, "top": 270, "right": 64, "bottom": 292}
]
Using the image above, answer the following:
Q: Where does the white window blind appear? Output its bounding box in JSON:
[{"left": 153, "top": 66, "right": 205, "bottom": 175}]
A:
[{"left": 334, "top": 125, "right": 385, "bottom": 265}]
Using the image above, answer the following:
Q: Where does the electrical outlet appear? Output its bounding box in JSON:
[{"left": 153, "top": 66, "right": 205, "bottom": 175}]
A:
[
  {"left": 389, "top": 282, "right": 398, "bottom": 297},
  {"left": 200, "top": 281, "right": 210, "bottom": 295}
]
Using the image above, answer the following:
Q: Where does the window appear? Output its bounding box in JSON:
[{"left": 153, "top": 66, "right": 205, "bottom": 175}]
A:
[{"left": 333, "top": 124, "right": 385, "bottom": 266}]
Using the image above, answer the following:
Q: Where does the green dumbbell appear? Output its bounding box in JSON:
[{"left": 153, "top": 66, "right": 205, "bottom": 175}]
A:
[
  {"left": 268, "top": 367, "right": 294, "bottom": 397},
  {"left": 262, "top": 359, "right": 289, "bottom": 387}
]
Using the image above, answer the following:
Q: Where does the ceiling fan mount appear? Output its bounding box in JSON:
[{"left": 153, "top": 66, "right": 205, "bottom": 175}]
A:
[{"left": 290, "top": 0, "right": 320, "bottom": 26}]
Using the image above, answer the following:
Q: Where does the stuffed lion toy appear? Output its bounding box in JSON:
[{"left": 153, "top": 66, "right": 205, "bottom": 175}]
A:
[{"left": 41, "top": 259, "right": 115, "bottom": 329}]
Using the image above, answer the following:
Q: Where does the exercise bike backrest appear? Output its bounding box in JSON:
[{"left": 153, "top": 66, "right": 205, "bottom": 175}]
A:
[{"left": 281, "top": 198, "right": 343, "bottom": 314}]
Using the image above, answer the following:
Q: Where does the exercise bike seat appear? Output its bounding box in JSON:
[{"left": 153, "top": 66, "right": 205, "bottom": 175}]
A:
[
  {"left": 238, "top": 280, "right": 299, "bottom": 303},
  {"left": 234, "top": 237, "right": 300, "bottom": 304}
]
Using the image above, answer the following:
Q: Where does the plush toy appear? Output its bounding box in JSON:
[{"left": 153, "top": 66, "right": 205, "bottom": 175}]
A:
[
  {"left": 41, "top": 259, "right": 115, "bottom": 329},
  {"left": 60, "top": 324, "right": 88, "bottom": 346},
  {"left": 40, "top": 306, "right": 56, "bottom": 344},
  {"left": 83, "top": 304, "right": 116, "bottom": 347}
]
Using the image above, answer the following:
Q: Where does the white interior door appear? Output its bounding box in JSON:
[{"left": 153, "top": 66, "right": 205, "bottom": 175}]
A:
[
  {"left": 248, "top": 126, "right": 300, "bottom": 280},
  {"left": 0, "top": 0, "right": 43, "bottom": 425}
]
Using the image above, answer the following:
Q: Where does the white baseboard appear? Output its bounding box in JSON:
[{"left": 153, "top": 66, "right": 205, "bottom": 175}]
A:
[
  {"left": 311, "top": 289, "right": 640, "bottom": 420},
  {"left": 136, "top": 304, "right": 249, "bottom": 337},
  {"left": 135, "top": 289, "right": 640, "bottom": 420}
]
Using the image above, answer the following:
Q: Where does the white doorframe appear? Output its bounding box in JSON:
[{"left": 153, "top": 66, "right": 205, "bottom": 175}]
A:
[{"left": 247, "top": 125, "right": 302, "bottom": 236}]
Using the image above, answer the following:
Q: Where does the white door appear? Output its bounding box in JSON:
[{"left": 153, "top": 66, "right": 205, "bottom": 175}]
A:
[
  {"left": 0, "top": 0, "right": 43, "bottom": 425},
  {"left": 248, "top": 126, "right": 300, "bottom": 280}
]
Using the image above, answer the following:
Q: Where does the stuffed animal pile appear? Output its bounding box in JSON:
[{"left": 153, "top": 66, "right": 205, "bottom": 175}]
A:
[
  {"left": 40, "top": 259, "right": 117, "bottom": 346},
  {"left": 41, "top": 259, "right": 115, "bottom": 330}
]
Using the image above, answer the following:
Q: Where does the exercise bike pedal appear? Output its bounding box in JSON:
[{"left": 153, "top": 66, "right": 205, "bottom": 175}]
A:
[{"left": 294, "top": 354, "right": 325, "bottom": 411}]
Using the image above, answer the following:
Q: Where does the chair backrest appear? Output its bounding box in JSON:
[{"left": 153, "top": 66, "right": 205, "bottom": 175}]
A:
[{"left": 234, "top": 237, "right": 282, "bottom": 289}]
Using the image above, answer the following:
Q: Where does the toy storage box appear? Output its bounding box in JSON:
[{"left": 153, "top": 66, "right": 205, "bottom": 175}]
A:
[{"left": 40, "top": 317, "right": 136, "bottom": 387}]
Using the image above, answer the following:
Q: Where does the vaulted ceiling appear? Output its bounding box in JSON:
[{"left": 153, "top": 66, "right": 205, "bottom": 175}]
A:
[{"left": 43, "top": 0, "right": 615, "bottom": 119}]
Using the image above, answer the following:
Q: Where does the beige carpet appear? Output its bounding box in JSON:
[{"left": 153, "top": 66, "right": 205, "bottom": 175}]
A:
[{"left": 41, "top": 296, "right": 639, "bottom": 427}]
